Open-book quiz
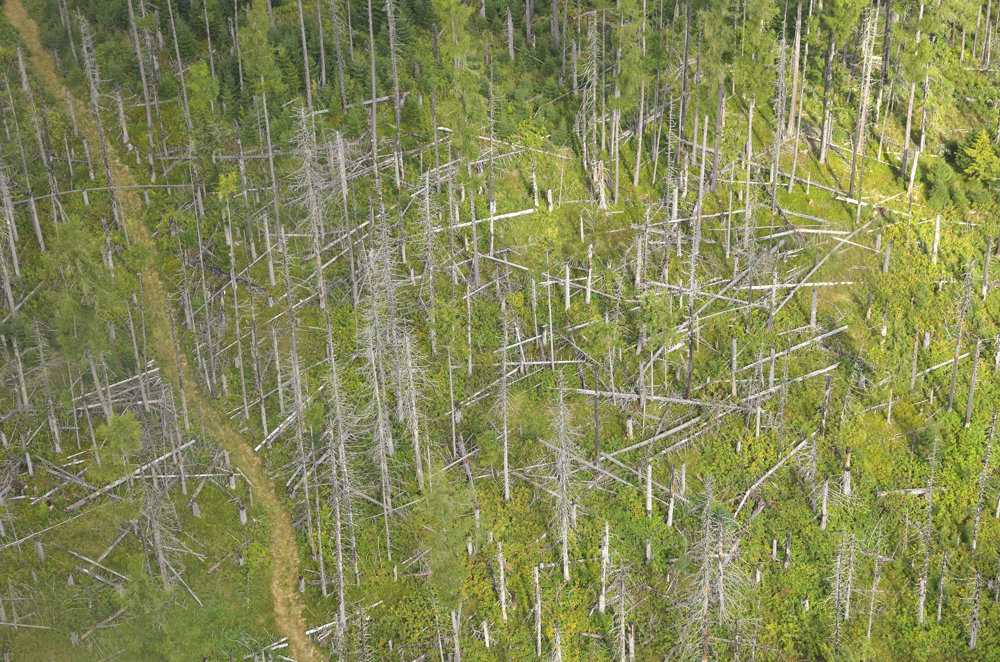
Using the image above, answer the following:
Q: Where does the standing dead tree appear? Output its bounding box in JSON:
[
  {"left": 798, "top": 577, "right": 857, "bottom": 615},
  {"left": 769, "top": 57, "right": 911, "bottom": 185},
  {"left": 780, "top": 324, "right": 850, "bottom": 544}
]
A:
[
  {"left": 77, "top": 13, "right": 124, "bottom": 241},
  {"left": 971, "top": 413, "right": 996, "bottom": 552},
  {"left": 848, "top": 7, "right": 879, "bottom": 200},
  {"left": 550, "top": 382, "right": 581, "bottom": 582},
  {"left": 967, "top": 573, "right": 983, "bottom": 650},
  {"left": 917, "top": 439, "right": 938, "bottom": 625},
  {"left": 828, "top": 529, "right": 857, "bottom": 655},
  {"left": 681, "top": 477, "right": 747, "bottom": 661}
]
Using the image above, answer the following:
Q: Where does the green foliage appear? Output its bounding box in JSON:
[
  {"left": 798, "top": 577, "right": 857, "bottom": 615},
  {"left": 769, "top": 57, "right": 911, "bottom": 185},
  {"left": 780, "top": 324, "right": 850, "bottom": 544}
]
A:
[
  {"left": 186, "top": 60, "right": 218, "bottom": 120},
  {"left": 958, "top": 129, "right": 1000, "bottom": 185},
  {"left": 240, "top": 0, "right": 288, "bottom": 98},
  {"left": 926, "top": 158, "right": 967, "bottom": 212},
  {"left": 35, "top": 217, "right": 126, "bottom": 358},
  {"left": 412, "top": 465, "right": 476, "bottom": 611},
  {"left": 13, "top": 0, "right": 1000, "bottom": 658}
]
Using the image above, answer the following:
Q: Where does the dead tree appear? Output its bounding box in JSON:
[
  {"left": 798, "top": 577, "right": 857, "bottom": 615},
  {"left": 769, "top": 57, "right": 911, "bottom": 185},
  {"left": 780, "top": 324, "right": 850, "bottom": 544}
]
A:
[
  {"left": 829, "top": 530, "right": 856, "bottom": 654},
  {"left": 400, "top": 333, "right": 424, "bottom": 491},
  {"left": 534, "top": 564, "right": 542, "bottom": 657},
  {"left": 965, "top": 338, "right": 982, "bottom": 428},
  {"left": 848, "top": 8, "right": 878, "bottom": 199},
  {"left": 819, "top": 32, "right": 835, "bottom": 163},
  {"left": 279, "top": 230, "right": 318, "bottom": 582},
  {"left": 325, "top": 341, "right": 360, "bottom": 629},
  {"left": 551, "top": 384, "right": 580, "bottom": 582},
  {"left": 917, "top": 439, "right": 938, "bottom": 625},
  {"left": 683, "top": 477, "right": 747, "bottom": 660},
  {"left": 968, "top": 574, "right": 982, "bottom": 650},
  {"left": 295, "top": 0, "right": 313, "bottom": 109},
  {"left": 947, "top": 269, "right": 972, "bottom": 413},
  {"left": 498, "top": 313, "right": 512, "bottom": 501},
  {"left": 497, "top": 541, "right": 508, "bottom": 622},
  {"left": 599, "top": 521, "right": 609, "bottom": 614},
  {"left": 77, "top": 14, "right": 123, "bottom": 238},
  {"left": 329, "top": 0, "right": 348, "bottom": 109},
  {"left": 786, "top": 1, "right": 802, "bottom": 137},
  {"left": 971, "top": 413, "right": 996, "bottom": 551},
  {"left": 866, "top": 542, "right": 884, "bottom": 639}
]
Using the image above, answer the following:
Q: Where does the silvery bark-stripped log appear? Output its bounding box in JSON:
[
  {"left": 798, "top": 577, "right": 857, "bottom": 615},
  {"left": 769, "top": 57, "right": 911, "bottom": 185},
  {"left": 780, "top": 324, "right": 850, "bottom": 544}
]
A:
[
  {"left": 497, "top": 541, "right": 508, "bottom": 622},
  {"left": 534, "top": 564, "right": 542, "bottom": 656}
]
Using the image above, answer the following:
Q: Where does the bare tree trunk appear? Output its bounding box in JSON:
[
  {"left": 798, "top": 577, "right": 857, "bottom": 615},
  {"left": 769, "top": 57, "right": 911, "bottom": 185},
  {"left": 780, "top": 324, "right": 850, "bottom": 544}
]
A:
[
  {"left": 787, "top": 45, "right": 808, "bottom": 192},
  {"left": 965, "top": 338, "right": 982, "bottom": 429},
  {"left": 710, "top": 80, "right": 724, "bottom": 192},
  {"left": 125, "top": 0, "right": 156, "bottom": 180},
  {"left": 948, "top": 273, "right": 971, "bottom": 412},
  {"left": 786, "top": 1, "right": 802, "bottom": 135},
  {"left": 901, "top": 82, "right": 915, "bottom": 180},
  {"left": 919, "top": 73, "right": 929, "bottom": 152},
  {"left": 78, "top": 16, "right": 123, "bottom": 239},
  {"left": 972, "top": 414, "right": 997, "bottom": 551},
  {"left": 507, "top": 7, "right": 515, "bottom": 60},
  {"left": 534, "top": 564, "right": 543, "bottom": 657},
  {"left": 295, "top": 0, "right": 313, "bottom": 109},
  {"left": 330, "top": 0, "right": 348, "bottom": 109},
  {"left": 677, "top": 4, "right": 690, "bottom": 162},
  {"left": 501, "top": 318, "right": 511, "bottom": 500},
  {"left": 849, "top": 8, "right": 878, "bottom": 198},
  {"left": 819, "top": 32, "right": 835, "bottom": 163},
  {"left": 166, "top": 305, "right": 191, "bottom": 433},
  {"left": 260, "top": 91, "right": 279, "bottom": 286},
  {"left": 599, "top": 521, "right": 609, "bottom": 613},
  {"left": 633, "top": 83, "right": 645, "bottom": 187},
  {"left": 385, "top": 0, "right": 403, "bottom": 191},
  {"left": 314, "top": 0, "right": 326, "bottom": 91},
  {"left": 969, "top": 574, "right": 982, "bottom": 649}
]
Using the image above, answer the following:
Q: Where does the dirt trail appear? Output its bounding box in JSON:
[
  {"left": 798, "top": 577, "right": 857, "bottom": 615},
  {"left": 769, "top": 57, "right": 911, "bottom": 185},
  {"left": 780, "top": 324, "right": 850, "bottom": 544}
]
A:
[{"left": 3, "top": 1, "right": 315, "bottom": 659}]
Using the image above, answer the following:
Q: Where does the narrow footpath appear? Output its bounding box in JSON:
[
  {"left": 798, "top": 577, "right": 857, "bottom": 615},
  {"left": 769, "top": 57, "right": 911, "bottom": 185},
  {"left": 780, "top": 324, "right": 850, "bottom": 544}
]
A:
[{"left": 2, "top": 1, "right": 315, "bottom": 658}]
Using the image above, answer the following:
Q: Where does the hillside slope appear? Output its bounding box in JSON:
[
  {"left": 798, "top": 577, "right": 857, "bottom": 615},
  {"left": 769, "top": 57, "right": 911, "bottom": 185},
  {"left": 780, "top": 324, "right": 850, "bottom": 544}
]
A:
[{"left": 3, "top": 0, "right": 1000, "bottom": 659}]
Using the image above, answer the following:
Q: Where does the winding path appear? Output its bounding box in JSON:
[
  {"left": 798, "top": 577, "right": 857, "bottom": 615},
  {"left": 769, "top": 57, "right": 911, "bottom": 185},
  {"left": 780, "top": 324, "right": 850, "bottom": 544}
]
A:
[{"left": 2, "top": 1, "right": 315, "bottom": 658}]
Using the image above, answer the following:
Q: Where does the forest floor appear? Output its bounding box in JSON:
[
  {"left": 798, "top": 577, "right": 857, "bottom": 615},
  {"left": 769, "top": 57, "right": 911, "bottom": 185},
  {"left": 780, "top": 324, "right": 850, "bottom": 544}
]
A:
[{"left": 1, "top": 0, "right": 315, "bottom": 658}]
